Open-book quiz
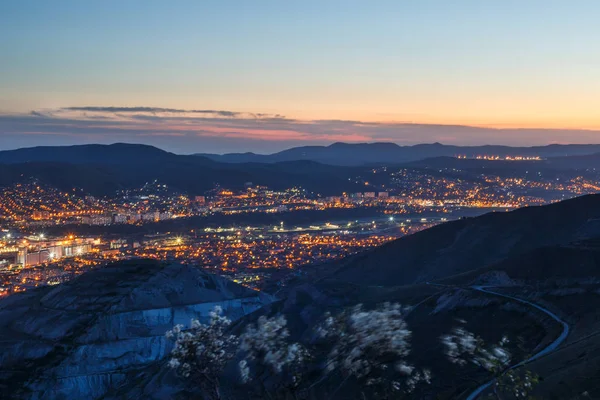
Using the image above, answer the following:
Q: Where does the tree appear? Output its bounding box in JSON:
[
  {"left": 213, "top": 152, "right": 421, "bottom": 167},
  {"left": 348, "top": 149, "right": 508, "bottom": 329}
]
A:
[
  {"left": 238, "top": 315, "right": 311, "bottom": 398},
  {"left": 166, "top": 306, "right": 239, "bottom": 400},
  {"left": 165, "top": 303, "right": 537, "bottom": 400},
  {"left": 316, "top": 303, "right": 431, "bottom": 398},
  {"left": 441, "top": 326, "right": 539, "bottom": 399}
]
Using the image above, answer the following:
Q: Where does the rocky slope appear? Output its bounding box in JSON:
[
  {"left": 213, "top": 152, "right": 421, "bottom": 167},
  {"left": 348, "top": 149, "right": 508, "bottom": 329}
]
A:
[{"left": 0, "top": 260, "right": 273, "bottom": 399}]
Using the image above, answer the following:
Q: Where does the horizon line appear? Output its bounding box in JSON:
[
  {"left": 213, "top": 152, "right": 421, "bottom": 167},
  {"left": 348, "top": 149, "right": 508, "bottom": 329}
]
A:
[{"left": 3, "top": 140, "right": 600, "bottom": 156}]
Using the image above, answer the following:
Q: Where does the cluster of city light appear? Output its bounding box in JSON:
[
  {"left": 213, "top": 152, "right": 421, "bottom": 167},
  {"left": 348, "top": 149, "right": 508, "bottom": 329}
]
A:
[
  {"left": 0, "top": 219, "right": 409, "bottom": 294},
  {"left": 2, "top": 164, "right": 600, "bottom": 296},
  {"left": 3, "top": 170, "right": 599, "bottom": 232},
  {"left": 127, "top": 229, "right": 400, "bottom": 289},
  {"left": 455, "top": 155, "right": 542, "bottom": 161}
]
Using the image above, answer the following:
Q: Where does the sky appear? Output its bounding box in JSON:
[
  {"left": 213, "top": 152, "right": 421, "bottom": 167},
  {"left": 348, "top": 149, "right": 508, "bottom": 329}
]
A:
[{"left": 1, "top": 0, "right": 600, "bottom": 153}]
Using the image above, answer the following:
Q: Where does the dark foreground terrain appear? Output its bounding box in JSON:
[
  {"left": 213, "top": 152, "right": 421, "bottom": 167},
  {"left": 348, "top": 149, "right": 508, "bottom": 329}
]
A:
[{"left": 2, "top": 194, "right": 600, "bottom": 399}]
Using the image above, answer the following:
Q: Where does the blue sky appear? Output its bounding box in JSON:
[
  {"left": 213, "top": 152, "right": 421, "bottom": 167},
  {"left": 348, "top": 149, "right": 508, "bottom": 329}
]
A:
[{"left": 1, "top": 0, "right": 600, "bottom": 153}]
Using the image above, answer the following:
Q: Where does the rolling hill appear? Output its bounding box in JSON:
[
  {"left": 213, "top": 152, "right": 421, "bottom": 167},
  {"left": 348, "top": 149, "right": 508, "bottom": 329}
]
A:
[
  {"left": 321, "top": 194, "right": 600, "bottom": 287},
  {"left": 0, "top": 143, "right": 188, "bottom": 165},
  {"left": 0, "top": 144, "right": 368, "bottom": 196},
  {"left": 196, "top": 142, "right": 600, "bottom": 166}
]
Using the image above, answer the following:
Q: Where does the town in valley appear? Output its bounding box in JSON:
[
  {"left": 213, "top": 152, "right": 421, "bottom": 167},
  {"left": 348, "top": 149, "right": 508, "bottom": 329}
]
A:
[{"left": 2, "top": 161, "right": 598, "bottom": 296}]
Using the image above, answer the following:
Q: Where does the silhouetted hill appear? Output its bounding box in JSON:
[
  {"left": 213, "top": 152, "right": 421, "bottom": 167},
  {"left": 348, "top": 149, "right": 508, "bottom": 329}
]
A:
[
  {"left": 197, "top": 142, "right": 600, "bottom": 166},
  {"left": 0, "top": 159, "right": 366, "bottom": 196},
  {"left": 0, "top": 143, "right": 372, "bottom": 195},
  {"left": 325, "top": 194, "right": 600, "bottom": 286},
  {"left": 3, "top": 142, "right": 600, "bottom": 173},
  {"left": 0, "top": 143, "right": 199, "bottom": 164},
  {"left": 439, "top": 242, "right": 600, "bottom": 287}
]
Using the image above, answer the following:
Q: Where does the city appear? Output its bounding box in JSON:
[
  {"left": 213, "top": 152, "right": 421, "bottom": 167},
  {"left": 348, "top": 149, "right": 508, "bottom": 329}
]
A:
[
  {"left": 0, "top": 212, "right": 437, "bottom": 296},
  {"left": 2, "top": 163, "right": 599, "bottom": 297}
]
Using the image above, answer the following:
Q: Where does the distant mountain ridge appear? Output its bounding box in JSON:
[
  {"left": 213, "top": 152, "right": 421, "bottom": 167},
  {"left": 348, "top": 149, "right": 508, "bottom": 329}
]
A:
[
  {"left": 1, "top": 143, "right": 599, "bottom": 197},
  {"left": 0, "top": 143, "right": 369, "bottom": 196},
  {"left": 0, "top": 143, "right": 185, "bottom": 164},
  {"left": 196, "top": 142, "right": 600, "bottom": 166},
  {"left": 3, "top": 142, "right": 600, "bottom": 167}
]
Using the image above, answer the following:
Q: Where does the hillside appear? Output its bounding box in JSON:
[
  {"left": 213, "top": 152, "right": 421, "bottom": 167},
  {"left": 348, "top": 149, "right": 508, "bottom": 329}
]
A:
[
  {"left": 0, "top": 260, "right": 274, "bottom": 399},
  {"left": 0, "top": 144, "right": 368, "bottom": 196},
  {"left": 269, "top": 194, "right": 600, "bottom": 399},
  {"left": 2, "top": 143, "right": 599, "bottom": 197},
  {"left": 0, "top": 143, "right": 187, "bottom": 165},
  {"left": 197, "top": 142, "right": 600, "bottom": 166},
  {"left": 322, "top": 194, "right": 600, "bottom": 287}
]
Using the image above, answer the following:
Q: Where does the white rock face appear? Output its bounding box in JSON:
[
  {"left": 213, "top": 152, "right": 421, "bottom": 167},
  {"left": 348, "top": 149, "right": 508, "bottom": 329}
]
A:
[{"left": 0, "top": 260, "right": 274, "bottom": 399}]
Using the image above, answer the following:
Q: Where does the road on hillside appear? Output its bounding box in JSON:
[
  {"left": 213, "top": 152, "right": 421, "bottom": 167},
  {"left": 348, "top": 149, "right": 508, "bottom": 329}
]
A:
[{"left": 465, "top": 285, "right": 570, "bottom": 400}]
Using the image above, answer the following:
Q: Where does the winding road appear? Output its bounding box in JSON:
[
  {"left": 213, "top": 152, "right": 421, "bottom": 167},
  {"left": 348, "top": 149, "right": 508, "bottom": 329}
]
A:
[{"left": 465, "top": 285, "right": 570, "bottom": 400}]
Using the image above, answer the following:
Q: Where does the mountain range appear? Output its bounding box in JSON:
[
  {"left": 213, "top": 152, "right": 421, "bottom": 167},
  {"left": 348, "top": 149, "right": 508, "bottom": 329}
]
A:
[
  {"left": 9, "top": 142, "right": 600, "bottom": 167},
  {"left": 196, "top": 142, "right": 600, "bottom": 166},
  {"left": 0, "top": 143, "right": 367, "bottom": 196},
  {"left": 1, "top": 142, "right": 600, "bottom": 197}
]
